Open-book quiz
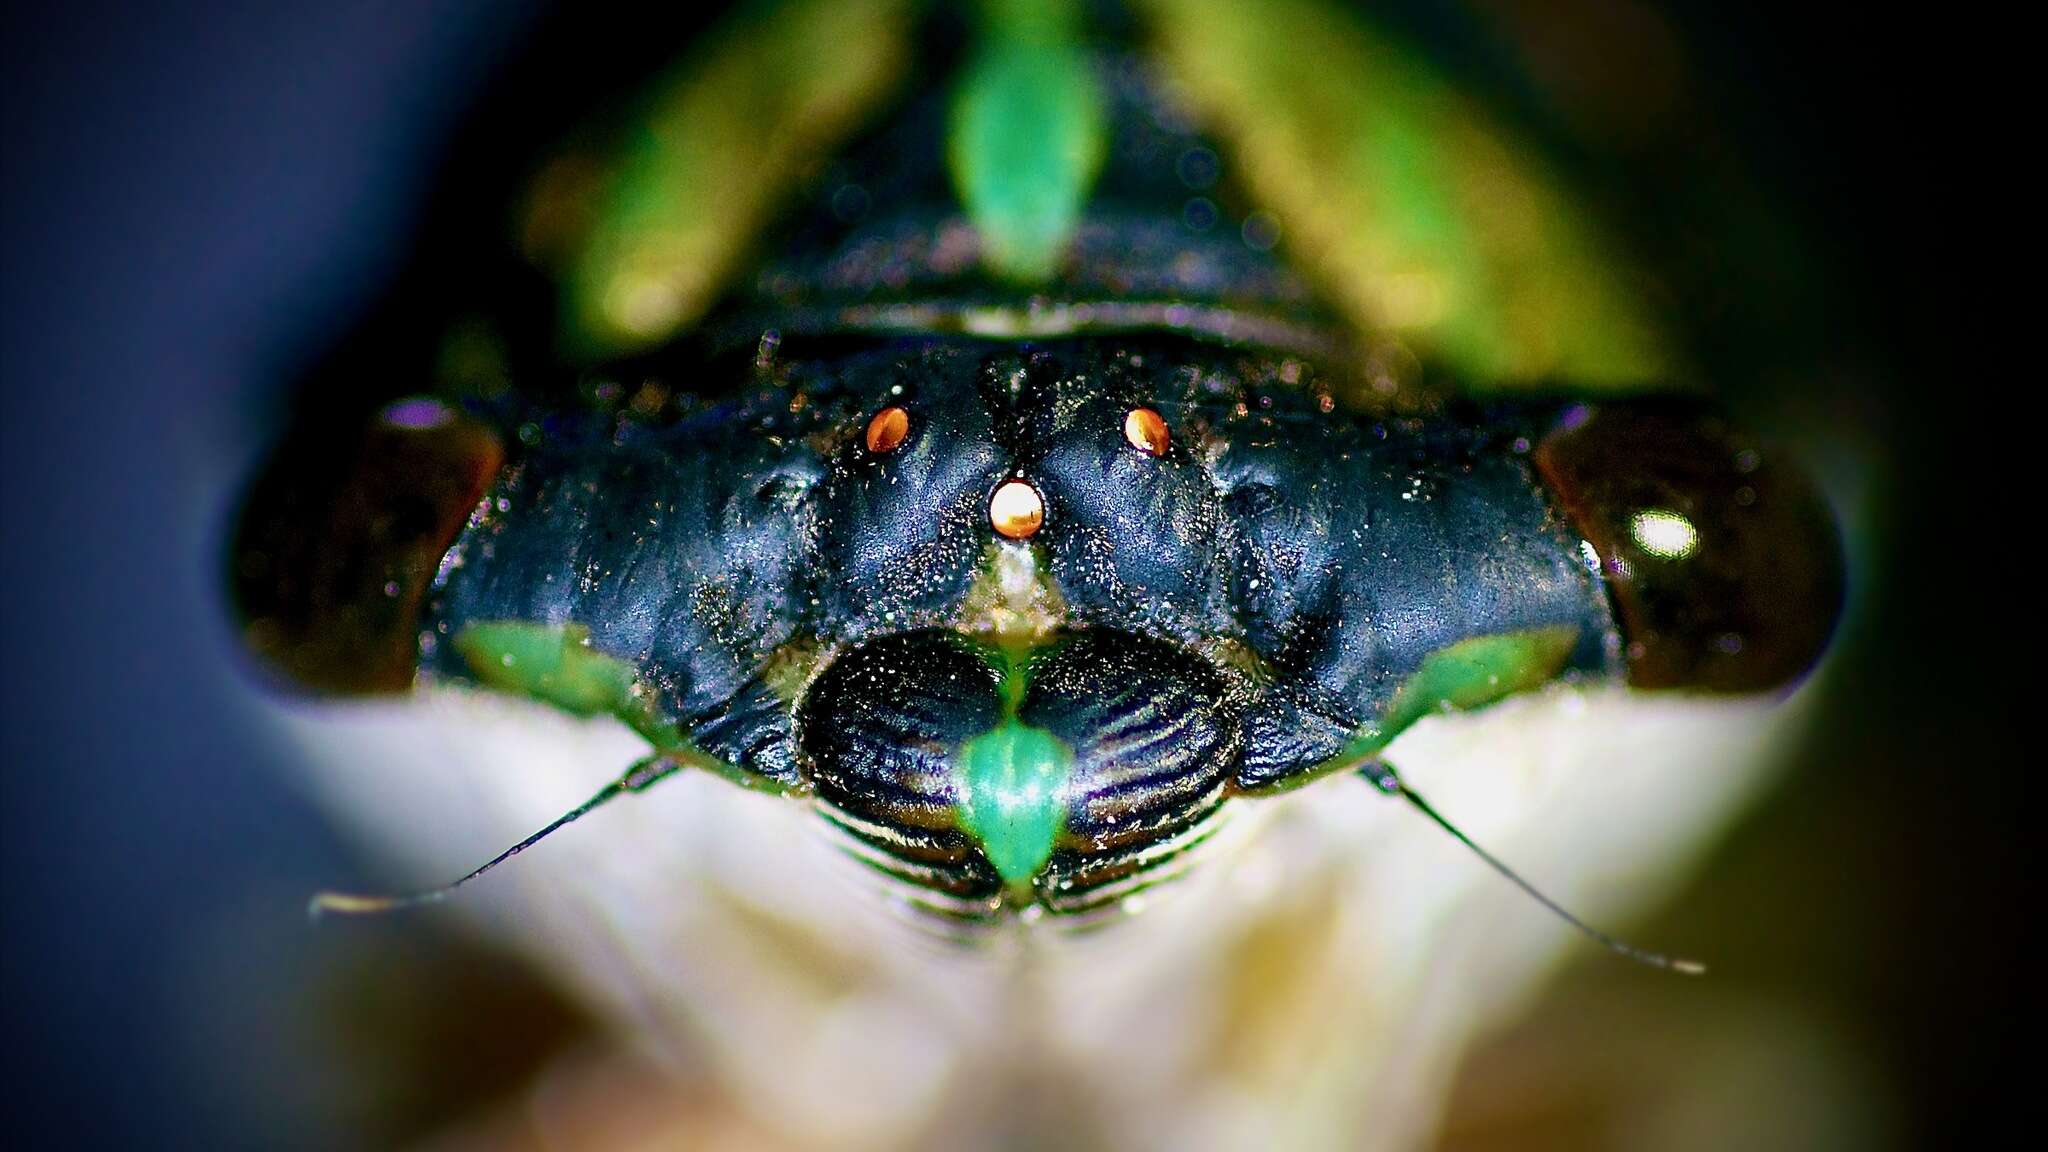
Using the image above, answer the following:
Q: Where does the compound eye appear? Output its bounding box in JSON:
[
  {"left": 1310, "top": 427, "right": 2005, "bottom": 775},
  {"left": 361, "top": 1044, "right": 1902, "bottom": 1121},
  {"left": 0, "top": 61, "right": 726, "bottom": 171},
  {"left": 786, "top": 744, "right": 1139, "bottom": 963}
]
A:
[
  {"left": 1535, "top": 403, "right": 1843, "bottom": 693},
  {"left": 865, "top": 405, "right": 910, "bottom": 454},
  {"left": 233, "top": 396, "right": 504, "bottom": 694},
  {"left": 1123, "top": 407, "right": 1170, "bottom": 457}
]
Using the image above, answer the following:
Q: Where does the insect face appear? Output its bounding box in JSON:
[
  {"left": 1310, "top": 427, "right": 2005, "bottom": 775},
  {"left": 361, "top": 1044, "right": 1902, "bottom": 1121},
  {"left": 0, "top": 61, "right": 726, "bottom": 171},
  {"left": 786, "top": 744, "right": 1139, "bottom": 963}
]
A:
[
  {"left": 415, "top": 339, "right": 1267, "bottom": 916},
  {"left": 238, "top": 0, "right": 1842, "bottom": 955},
  {"left": 245, "top": 327, "right": 1841, "bottom": 927}
]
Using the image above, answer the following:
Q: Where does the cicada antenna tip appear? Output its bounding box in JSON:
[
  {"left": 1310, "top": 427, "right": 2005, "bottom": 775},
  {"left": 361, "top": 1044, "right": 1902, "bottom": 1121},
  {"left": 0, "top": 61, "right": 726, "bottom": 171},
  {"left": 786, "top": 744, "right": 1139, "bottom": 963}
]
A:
[
  {"left": 303, "top": 754, "right": 677, "bottom": 925},
  {"left": 308, "top": 890, "right": 435, "bottom": 920},
  {"left": 1363, "top": 761, "right": 1709, "bottom": 977}
]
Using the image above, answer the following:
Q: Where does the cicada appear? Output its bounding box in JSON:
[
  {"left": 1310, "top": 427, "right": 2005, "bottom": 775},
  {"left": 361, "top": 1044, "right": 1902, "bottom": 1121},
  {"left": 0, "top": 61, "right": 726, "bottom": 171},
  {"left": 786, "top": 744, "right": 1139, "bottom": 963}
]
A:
[{"left": 231, "top": 1, "right": 1843, "bottom": 1147}]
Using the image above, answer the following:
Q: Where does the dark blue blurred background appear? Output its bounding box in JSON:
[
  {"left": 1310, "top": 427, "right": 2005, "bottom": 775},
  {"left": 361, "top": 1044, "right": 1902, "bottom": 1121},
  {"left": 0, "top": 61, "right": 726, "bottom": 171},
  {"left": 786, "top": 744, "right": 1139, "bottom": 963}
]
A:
[
  {"left": 5, "top": 5, "right": 546, "bottom": 1146},
  {"left": 3, "top": 3, "right": 2009, "bottom": 1148}
]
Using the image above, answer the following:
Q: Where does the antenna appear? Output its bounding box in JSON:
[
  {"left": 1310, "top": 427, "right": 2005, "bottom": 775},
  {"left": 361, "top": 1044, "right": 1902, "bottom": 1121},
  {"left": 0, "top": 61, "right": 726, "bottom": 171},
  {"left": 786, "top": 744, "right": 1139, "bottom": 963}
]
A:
[
  {"left": 309, "top": 754, "right": 676, "bottom": 918},
  {"left": 1360, "top": 762, "right": 1706, "bottom": 975}
]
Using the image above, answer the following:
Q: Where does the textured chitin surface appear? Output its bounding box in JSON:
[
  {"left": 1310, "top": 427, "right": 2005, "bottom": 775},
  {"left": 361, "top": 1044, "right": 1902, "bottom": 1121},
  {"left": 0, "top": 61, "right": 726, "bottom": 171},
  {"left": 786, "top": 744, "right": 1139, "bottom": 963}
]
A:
[{"left": 423, "top": 335, "right": 1613, "bottom": 915}]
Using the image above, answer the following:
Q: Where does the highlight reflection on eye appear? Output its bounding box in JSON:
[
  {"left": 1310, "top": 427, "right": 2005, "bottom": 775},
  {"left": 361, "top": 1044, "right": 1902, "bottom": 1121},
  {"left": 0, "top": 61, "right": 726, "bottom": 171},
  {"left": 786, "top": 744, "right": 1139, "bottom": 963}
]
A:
[
  {"left": 865, "top": 406, "right": 910, "bottom": 454},
  {"left": 1123, "top": 407, "right": 1170, "bottom": 457},
  {"left": 1630, "top": 508, "right": 1700, "bottom": 560}
]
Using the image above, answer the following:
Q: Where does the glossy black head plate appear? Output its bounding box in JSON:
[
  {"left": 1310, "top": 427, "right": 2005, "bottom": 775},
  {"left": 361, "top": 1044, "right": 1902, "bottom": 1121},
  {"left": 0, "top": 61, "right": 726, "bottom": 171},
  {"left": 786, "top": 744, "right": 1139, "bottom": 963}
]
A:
[
  {"left": 808, "top": 346, "right": 1007, "bottom": 642},
  {"left": 1535, "top": 402, "right": 1843, "bottom": 692},
  {"left": 1015, "top": 350, "right": 1235, "bottom": 642}
]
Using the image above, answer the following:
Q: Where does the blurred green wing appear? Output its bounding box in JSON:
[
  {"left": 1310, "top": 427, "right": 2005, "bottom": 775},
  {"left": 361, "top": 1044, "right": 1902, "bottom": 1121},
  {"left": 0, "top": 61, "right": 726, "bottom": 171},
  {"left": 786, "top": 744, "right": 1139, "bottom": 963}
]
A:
[
  {"left": 1139, "top": 0, "right": 1671, "bottom": 387},
  {"left": 541, "top": 0, "right": 916, "bottom": 358}
]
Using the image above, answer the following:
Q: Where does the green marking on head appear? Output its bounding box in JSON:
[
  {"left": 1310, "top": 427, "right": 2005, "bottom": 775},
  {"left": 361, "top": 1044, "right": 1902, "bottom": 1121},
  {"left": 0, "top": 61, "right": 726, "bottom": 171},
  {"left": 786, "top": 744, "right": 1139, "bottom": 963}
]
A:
[
  {"left": 948, "top": 0, "right": 1106, "bottom": 283},
  {"left": 1328, "top": 625, "right": 1582, "bottom": 771},
  {"left": 452, "top": 621, "right": 793, "bottom": 796},
  {"left": 453, "top": 621, "right": 682, "bottom": 748},
  {"left": 957, "top": 717, "right": 1075, "bottom": 888},
  {"left": 454, "top": 622, "right": 640, "bottom": 715}
]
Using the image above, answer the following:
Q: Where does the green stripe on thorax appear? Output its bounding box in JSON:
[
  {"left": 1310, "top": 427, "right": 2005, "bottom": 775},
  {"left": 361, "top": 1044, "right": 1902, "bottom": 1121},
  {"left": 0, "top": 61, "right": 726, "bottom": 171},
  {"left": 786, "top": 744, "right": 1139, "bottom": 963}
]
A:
[{"left": 948, "top": 0, "right": 1107, "bottom": 282}]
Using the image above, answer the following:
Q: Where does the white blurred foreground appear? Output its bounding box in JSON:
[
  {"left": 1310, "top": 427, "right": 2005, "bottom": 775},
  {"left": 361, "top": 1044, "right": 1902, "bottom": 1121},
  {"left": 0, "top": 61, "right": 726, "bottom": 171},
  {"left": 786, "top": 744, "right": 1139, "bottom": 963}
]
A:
[{"left": 273, "top": 679, "right": 1811, "bottom": 1151}]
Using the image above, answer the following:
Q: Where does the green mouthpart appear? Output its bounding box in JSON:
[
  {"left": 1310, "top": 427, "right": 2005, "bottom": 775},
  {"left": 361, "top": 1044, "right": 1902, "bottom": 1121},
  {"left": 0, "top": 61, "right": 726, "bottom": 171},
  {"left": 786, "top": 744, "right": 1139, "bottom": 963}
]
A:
[
  {"left": 948, "top": 0, "right": 1106, "bottom": 283},
  {"left": 952, "top": 637, "right": 1074, "bottom": 888},
  {"left": 957, "top": 717, "right": 1075, "bottom": 889}
]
